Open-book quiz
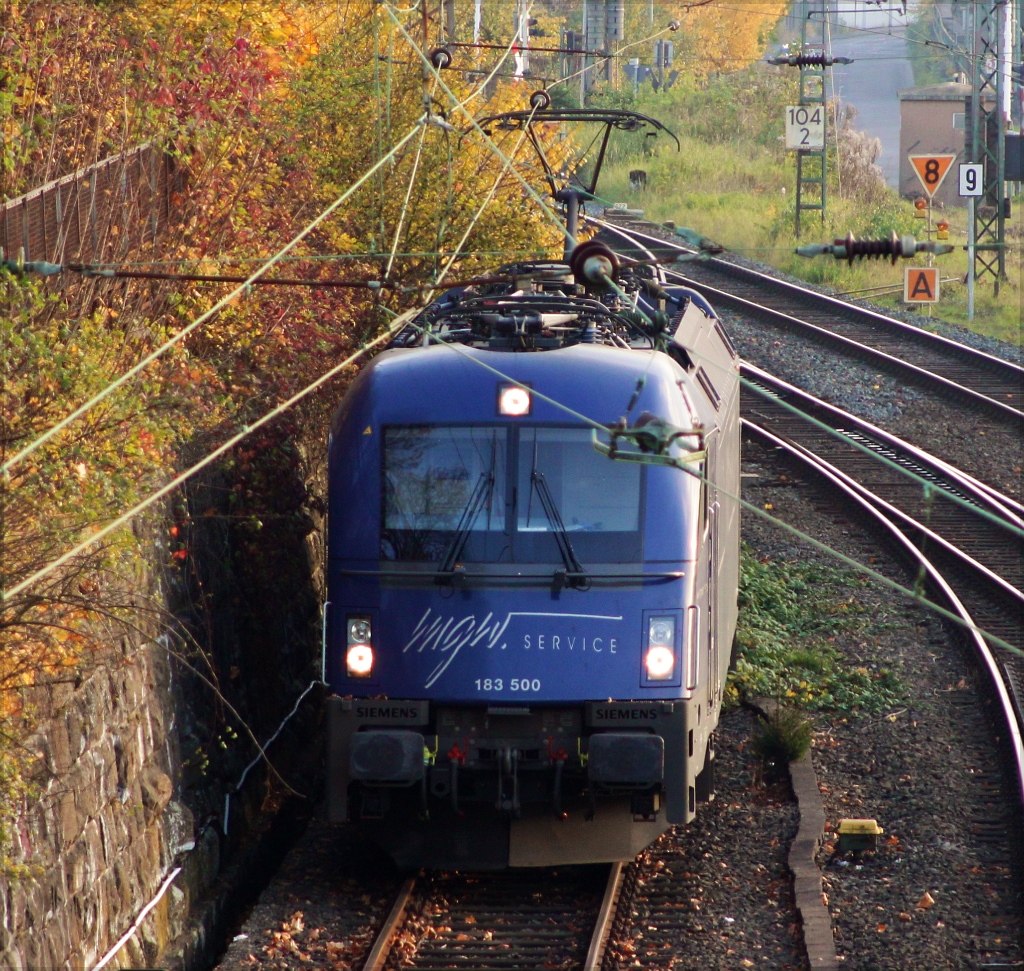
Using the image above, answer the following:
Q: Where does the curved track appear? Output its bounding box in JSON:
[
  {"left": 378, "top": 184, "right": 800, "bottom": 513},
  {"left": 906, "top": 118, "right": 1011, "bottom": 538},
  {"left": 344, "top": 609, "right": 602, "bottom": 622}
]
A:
[
  {"left": 743, "top": 414, "right": 1024, "bottom": 965},
  {"left": 742, "top": 363, "right": 1024, "bottom": 598},
  {"left": 597, "top": 213, "right": 1023, "bottom": 961},
  {"left": 593, "top": 213, "right": 1024, "bottom": 424}
]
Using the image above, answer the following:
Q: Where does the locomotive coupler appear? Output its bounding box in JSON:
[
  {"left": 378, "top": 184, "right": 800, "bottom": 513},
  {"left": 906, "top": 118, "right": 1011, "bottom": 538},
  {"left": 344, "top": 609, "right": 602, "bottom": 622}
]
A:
[
  {"left": 548, "top": 736, "right": 569, "bottom": 819},
  {"left": 496, "top": 746, "right": 522, "bottom": 816}
]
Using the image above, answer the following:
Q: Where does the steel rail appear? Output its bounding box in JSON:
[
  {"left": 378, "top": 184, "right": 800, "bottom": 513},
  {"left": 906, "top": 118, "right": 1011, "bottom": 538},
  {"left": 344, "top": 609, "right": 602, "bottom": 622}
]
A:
[
  {"left": 743, "top": 416, "right": 1024, "bottom": 820},
  {"left": 593, "top": 214, "right": 1023, "bottom": 380},
  {"left": 681, "top": 273, "right": 1022, "bottom": 421},
  {"left": 360, "top": 864, "right": 622, "bottom": 970},
  {"left": 741, "top": 366, "right": 1024, "bottom": 595},
  {"left": 584, "top": 862, "right": 624, "bottom": 971},
  {"left": 742, "top": 361, "right": 1024, "bottom": 529},
  {"left": 591, "top": 216, "right": 1023, "bottom": 423},
  {"left": 361, "top": 876, "right": 417, "bottom": 971}
]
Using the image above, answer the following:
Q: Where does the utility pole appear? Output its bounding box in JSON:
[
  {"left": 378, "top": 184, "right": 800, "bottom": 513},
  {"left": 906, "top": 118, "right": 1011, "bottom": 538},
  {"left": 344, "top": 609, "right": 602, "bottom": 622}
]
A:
[
  {"left": 797, "top": 0, "right": 829, "bottom": 236},
  {"left": 1015, "top": 0, "right": 1023, "bottom": 129},
  {"left": 582, "top": 0, "right": 624, "bottom": 93},
  {"left": 767, "top": 0, "right": 852, "bottom": 237},
  {"left": 965, "top": 0, "right": 1008, "bottom": 290}
]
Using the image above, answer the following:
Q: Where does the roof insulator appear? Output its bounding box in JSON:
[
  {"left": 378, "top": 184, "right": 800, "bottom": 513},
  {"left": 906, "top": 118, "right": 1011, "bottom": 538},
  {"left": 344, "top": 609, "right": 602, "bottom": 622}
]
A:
[{"left": 766, "top": 53, "right": 853, "bottom": 67}]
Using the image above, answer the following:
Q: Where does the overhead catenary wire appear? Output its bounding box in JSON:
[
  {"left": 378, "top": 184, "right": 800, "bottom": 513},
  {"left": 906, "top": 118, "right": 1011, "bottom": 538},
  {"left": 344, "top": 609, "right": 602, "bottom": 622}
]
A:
[
  {"left": 11, "top": 251, "right": 1021, "bottom": 659},
  {"left": 5, "top": 8, "right": 625, "bottom": 599},
  {"left": 377, "top": 310, "right": 1024, "bottom": 660},
  {"left": 381, "top": 1, "right": 572, "bottom": 245},
  {"left": 382, "top": 0, "right": 528, "bottom": 282},
  {"left": 545, "top": 19, "right": 683, "bottom": 95},
  {"left": 2, "top": 17, "right": 527, "bottom": 479},
  {"left": 424, "top": 85, "right": 547, "bottom": 301},
  {"left": 12, "top": 0, "right": 1019, "bottom": 655},
  {"left": 383, "top": 92, "right": 435, "bottom": 283}
]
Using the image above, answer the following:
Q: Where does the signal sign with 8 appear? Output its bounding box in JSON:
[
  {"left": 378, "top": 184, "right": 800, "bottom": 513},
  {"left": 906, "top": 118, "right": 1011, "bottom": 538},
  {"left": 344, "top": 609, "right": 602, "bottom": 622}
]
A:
[{"left": 909, "top": 154, "right": 956, "bottom": 197}]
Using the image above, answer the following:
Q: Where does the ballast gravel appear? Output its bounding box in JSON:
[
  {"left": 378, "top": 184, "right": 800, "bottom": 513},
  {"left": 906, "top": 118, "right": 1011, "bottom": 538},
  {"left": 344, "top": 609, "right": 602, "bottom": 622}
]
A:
[
  {"left": 740, "top": 443, "right": 1022, "bottom": 970},
  {"left": 208, "top": 472, "right": 1022, "bottom": 971},
  {"left": 724, "top": 308, "right": 1024, "bottom": 503},
  {"left": 607, "top": 214, "right": 1024, "bottom": 498}
]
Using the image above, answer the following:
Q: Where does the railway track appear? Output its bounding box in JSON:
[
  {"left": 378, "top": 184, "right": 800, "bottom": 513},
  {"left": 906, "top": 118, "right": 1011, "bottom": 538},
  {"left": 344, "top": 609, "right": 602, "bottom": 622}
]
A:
[
  {"left": 742, "top": 367, "right": 1024, "bottom": 861},
  {"left": 742, "top": 363, "right": 1024, "bottom": 598},
  {"left": 740, "top": 355, "right": 1024, "bottom": 710},
  {"left": 594, "top": 213, "right": 1024, "bottom": 424},
  {"left": 211, "top": 219, "right": 1022, "bottom": 971},
  {"left": 742, "top": 413, "right": 1024, "bottom": 968},
  {"left": 364, "top": 864, "right": 620, "bottom": 970}
]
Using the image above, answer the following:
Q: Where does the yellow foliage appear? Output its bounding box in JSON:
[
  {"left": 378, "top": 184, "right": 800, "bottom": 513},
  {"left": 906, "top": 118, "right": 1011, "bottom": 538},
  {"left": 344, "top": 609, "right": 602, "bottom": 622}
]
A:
[
  {"left": 121, "top": 0, "right": 324, "bottom": 63},
  {"left": 677, "top": 0, "right": 789, "bottom": 75}
]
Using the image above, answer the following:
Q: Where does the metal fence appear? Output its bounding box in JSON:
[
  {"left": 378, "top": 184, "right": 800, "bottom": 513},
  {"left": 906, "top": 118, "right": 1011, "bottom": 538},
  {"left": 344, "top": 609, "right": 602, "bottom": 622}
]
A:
[{"left": 0, "top": 143, "right": 183, "bottom": 266}]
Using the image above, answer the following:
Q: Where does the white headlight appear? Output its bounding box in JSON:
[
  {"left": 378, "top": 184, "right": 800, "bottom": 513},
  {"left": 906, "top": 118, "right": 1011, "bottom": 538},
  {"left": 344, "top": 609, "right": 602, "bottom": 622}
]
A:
[
  {"left": 648, "top": 617, "right": 675, "bottom": 647},
  {"left": 498, "top": 384, "right": 531, "bottom": 416},
  {"left": 645, "top": 645, "right": 675, "bottom": 680},
  {"left": 346, "top": 644, "right": 374, "bottom": 678},
  {"left": 348, "top": 618, "right": 372, "bottom": 644}
]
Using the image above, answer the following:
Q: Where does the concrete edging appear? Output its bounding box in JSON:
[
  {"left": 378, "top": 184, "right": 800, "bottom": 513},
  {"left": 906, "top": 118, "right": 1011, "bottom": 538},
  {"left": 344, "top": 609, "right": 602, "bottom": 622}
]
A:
[{"left": 747, "top": 700, "right": 838, "bottom": 971}]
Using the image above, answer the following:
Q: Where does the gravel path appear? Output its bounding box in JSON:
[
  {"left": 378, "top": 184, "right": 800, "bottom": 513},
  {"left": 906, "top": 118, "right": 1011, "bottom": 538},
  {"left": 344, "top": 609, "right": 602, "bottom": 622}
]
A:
[
  {"left": 605, "top": 709, "right": 805, "bottom": 970},
  {"left": 603, "top": 213, "right": 1022, "bottom": 500},
  {"left": 213, "top": 823, "right": 400, "bottom": 970}
]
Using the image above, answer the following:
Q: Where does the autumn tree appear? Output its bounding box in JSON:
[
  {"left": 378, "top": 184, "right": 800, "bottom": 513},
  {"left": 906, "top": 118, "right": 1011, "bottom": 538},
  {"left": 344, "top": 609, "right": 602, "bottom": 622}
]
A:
[{"left": 2, "top": 0, "right": 570, "bottom": 857}]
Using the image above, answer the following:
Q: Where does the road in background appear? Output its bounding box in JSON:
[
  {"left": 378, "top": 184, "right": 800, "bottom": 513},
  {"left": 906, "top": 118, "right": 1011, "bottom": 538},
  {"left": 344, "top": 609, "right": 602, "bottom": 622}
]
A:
[{"left": 829, "top": 28, "right": 916, "bottom": 188}]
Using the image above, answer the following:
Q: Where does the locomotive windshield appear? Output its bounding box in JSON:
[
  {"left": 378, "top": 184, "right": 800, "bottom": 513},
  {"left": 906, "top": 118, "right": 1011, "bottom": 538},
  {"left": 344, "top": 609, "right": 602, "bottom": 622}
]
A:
[{"left": 382, "top": 424, "right": 643, "bottom": 564}]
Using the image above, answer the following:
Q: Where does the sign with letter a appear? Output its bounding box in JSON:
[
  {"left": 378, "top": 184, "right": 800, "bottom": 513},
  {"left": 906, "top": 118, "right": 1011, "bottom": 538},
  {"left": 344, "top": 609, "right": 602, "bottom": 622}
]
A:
[{"left": 904, "top": 267, "right": 939, "bottom": 304}]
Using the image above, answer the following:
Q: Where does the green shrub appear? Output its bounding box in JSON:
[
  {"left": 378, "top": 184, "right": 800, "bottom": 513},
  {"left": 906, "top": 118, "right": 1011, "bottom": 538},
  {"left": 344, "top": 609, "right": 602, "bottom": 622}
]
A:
[{"left": 750, "top": 706, "right": 814, "bottom": 765}]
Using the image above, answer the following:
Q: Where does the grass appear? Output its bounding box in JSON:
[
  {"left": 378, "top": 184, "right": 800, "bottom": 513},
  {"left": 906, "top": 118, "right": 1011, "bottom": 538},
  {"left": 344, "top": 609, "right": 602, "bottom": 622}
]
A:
[
  {"left": 727, "top": 548, "right": 905, "bottom": 715},
  {"left": 589, "top": 71, "right": 1023, "bottom": 348}
]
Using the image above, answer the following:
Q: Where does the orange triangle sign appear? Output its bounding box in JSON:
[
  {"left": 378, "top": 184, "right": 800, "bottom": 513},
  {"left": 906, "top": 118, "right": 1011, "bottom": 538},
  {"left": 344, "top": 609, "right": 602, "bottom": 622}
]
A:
[{"left": 909, "top": 154, "right": 957, "bottom": 197}]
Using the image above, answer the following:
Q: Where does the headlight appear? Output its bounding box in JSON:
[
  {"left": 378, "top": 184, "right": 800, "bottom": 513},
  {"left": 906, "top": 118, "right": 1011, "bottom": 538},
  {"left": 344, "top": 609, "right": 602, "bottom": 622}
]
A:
[
  {"left": 645, "top": 615, "right": 676, "bottom": 680},
  {"left": 346, "top": 614, "right": 373, "bottom": 678},
  {"left": 648, "top": 617, "right": 674, "bottom": 647},
  {"left": 498, "top": 383, "right": 532, "bottom": 416},
  {"left": 346, "top": 644, "right": 374, "bottom": 678},
  {"left": 645, "top": 646, "right": 675, "bottom": 680},
  {"left": 348, "top": 618, "right": 372, "bottom": 644}
]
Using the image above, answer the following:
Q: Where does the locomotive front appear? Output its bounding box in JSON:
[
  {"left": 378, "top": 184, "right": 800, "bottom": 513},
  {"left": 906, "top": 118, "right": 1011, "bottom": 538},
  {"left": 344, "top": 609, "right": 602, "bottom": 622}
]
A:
[{"left": 325, "top": 263, "right": 739, "bottom": 868}]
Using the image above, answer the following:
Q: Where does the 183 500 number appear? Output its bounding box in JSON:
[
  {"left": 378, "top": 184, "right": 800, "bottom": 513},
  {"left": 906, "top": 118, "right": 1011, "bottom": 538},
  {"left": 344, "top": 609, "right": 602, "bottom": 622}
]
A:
[{"left": 474, "top": 678, "right": 541, "bottom": 691}]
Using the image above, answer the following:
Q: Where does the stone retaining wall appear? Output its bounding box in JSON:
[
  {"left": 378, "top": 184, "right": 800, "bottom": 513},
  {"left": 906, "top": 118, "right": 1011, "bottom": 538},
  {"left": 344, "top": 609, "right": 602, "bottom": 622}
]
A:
[
  {"left": 1, "top": 636, "right": 191, "bottom": 969},
  {"left": 1, "top": 450, "right": 325, "bottom": 969}
]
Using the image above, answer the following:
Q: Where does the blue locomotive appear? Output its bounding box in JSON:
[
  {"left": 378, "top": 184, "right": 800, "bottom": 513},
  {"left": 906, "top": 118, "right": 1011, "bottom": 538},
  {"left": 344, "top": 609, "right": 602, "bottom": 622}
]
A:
[{"left": 324, "top": 236, "right": 740, "bottom": 868}]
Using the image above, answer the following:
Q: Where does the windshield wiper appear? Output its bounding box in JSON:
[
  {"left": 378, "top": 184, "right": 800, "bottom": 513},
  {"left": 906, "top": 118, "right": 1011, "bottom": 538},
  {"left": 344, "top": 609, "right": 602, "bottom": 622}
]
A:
[
  {"left": 438, "top": 471, "right": 495, "bottom": 576},
  {"left": 439, "top": 441, "right": 499, "bottom": 576},
  {"left": 530, "top": 469, "right": 585, "bottom": 588}
]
